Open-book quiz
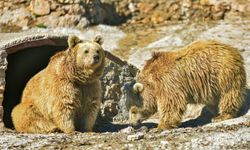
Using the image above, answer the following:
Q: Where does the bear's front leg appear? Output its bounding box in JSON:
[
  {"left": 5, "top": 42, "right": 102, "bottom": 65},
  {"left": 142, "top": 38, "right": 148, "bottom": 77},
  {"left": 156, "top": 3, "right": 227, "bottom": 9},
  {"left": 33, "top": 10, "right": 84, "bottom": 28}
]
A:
[
  {"left": 80, "top": 99, "right": 100, "bottom": 132},
  {"left": 157, "top": 119, "right": 179, "bottom": 131},
  {"left": 157, "top": 100, "right": 186, "bottom": 131},
  {"left": 81, "top": 110, "right": 98, "bottom": 132},
  {"left": 53, "top": 106, "right": 76, "bottom": 133}
]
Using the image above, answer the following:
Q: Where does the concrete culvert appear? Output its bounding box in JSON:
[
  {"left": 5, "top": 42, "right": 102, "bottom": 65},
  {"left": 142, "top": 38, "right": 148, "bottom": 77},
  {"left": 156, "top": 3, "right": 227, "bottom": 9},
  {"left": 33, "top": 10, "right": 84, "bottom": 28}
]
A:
[{"left": 0, "top": 31, "right": 138, "bottom": 131}]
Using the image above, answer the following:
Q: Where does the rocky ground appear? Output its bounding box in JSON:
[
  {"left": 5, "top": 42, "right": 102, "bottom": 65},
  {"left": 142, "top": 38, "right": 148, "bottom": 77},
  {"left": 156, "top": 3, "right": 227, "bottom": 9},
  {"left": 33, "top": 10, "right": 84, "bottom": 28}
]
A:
[
  {"left": 1, "top": 0, "right": 250, "bottom": 149},
  {"left": 0, "top": 116, "right": 249, "bottom": 149}
]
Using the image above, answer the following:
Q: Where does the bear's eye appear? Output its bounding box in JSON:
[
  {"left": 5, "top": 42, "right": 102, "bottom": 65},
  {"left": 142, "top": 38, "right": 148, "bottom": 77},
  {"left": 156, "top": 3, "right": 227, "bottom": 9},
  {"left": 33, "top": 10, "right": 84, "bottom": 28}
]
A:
[
  {"left": 131, "top": 111, "right": 136, "bottom": 114},
  {"left": 96, "top": 50, "right": 100, "bottom": 54},
  {"left": 84, "top": 50, "right": 89, "bottom": 54}
]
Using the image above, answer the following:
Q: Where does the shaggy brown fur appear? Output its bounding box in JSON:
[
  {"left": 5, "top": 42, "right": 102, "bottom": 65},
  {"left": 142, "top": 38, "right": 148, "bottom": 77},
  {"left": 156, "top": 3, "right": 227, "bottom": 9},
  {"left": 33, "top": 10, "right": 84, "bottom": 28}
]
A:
[
  {"left": 128, "top": 40, "right": 246, "bottom": 130},
  {"left": 11, "top": 35, "right": 105, "bottom": 133}
]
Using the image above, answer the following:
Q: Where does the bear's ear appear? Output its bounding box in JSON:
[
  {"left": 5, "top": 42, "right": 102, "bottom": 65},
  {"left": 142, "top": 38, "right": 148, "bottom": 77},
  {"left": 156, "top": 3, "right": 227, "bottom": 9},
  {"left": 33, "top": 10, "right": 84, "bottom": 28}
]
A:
[
  {"left": 133, "top": 83, "right": 144, "bottom": 93},
  {"left": 68, "top": 35, "right": 81, "bottom": 49},
  {"left": 93, "top": 35, "right": 104, "bottom": 45}
]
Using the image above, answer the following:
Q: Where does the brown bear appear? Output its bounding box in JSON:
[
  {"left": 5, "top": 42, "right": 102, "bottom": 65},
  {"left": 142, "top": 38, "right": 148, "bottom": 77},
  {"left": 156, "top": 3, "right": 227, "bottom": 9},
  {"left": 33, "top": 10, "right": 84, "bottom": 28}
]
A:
[
  {"left": 126, "top": 40, "right": 246, "bottom": 130},
  {"left": 11, "top": 35, "right": 105, "bottom": 133}
]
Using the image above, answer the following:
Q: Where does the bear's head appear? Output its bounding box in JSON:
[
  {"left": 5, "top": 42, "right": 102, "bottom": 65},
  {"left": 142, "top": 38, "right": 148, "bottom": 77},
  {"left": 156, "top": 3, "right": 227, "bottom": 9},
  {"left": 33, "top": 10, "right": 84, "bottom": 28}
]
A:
[
  {"left": 66, "top": 35, "right": 105, "bottom": 82},
  {"left": 123, "top": 81, "right": 152, "bottom": 127}
]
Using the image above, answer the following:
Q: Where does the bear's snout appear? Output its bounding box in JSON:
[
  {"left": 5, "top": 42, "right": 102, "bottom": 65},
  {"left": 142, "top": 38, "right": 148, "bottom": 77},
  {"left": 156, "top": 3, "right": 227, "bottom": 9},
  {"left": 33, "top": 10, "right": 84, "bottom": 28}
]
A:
[
  {"left": 130, "top": 120, "right": 142, "bottom": 128},
  {"left": 93, "top": 54, "right": 100, "bottom": 64}
]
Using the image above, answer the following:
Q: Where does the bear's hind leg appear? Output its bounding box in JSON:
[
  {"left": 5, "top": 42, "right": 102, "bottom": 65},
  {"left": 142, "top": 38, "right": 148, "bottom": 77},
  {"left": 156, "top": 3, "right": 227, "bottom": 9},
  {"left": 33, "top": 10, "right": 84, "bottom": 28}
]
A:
[
  {"left": 12, "top": 103, "right": 58, "bottom": 133},
  {"left": 212, "top": 89, "right": 245, "bottom": 123}
]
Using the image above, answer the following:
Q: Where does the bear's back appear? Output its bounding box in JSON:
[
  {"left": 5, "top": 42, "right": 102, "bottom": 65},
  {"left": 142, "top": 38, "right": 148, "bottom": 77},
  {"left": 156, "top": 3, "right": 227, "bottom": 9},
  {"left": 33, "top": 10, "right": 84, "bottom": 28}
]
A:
[{"left": 139, "top": 40, "right": 245, "bottom": 104}]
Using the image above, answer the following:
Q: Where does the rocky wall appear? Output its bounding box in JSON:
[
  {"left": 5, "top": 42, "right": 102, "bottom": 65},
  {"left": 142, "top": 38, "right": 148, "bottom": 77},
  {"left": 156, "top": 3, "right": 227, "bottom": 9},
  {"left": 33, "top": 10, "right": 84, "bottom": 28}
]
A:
[
  {"left": 0, "top": 0, "right": 123, "bottom": 32},
  {"left": 1, "top": 0, "right": 250, "bottom": 32},
  {"left": 100, "top": 60, "right": 138, "bottom": 122},
  {"left": 121, "top": 0, "right": 250, "bottom": 25}
]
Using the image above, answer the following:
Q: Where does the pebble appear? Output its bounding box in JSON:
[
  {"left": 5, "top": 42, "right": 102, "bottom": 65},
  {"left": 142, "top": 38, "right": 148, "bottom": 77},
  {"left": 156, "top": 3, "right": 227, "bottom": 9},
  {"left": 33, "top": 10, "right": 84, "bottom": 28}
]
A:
[
  {"left": 160, "top": 141, "right": 169, "bottom": 148},
  {"left": 160, "top": 130, "right": 171, "bottom": 135},
  {"left": 120, "top": 126, "right": 135, "bottom": 134},
  {"left": 137, "top": 126, "right": 149, "bottom": 133},
  {"left": 127, "top": 132, "right": 144, "bottom": 141}
]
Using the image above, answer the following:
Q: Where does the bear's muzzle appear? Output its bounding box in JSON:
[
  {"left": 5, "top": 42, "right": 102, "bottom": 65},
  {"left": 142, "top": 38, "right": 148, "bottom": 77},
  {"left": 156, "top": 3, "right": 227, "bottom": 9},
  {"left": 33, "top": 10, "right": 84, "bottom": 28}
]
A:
[{"left": 93, "top": 54, "right": 100, "bottom": 64}]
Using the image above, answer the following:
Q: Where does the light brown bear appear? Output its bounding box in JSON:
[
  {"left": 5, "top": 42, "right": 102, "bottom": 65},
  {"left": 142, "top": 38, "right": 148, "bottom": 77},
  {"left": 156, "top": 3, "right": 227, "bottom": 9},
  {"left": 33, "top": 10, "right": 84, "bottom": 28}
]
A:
[
  {"left": 127, "top": 40, "right": 246, "bottom": 130},
  {"left": 11, "top": 35, "right": 105, "bottom": 133}
]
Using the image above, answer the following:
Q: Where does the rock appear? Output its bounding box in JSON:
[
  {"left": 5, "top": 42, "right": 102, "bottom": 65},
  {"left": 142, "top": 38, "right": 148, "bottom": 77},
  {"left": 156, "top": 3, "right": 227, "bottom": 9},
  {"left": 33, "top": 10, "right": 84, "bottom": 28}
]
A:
[
  {"left": 0, "top": 105, "right": 3, "bottom": 123},
  {"left": 124, "top": 144, "right": 134, "bottom": 149},
  {"left": 30, "top": 0, "right": 50, "bottom": 16},
  {"left": 100, "top": 61, "right": 137, "bottom": 121},
  {"left": 101, "top": 100, "right": 119, "bottom": 120},
  {"left": 212, "top": 11, "right": 225, "bottom": 20},
  {"left": 49, "top": 0, "right": 60, "bottom": 11},
  {"left": 120, "top": 126, "right": 135, "bottom": 134},
  {"left": 200, "top": 0, "right": 210, "bottom": 5},
  {"left": 127, "top": 132, "right": 144, "bottom": 141},
  {"left": 183, "top": 104, "right": 204, "bottom": 120},
  {"left": 136, "top": 126, "right": 149, "bottom": 133},
  {"left": 22, "top": 26, "right": 29, "bottom": 31},
  {"left": 104, "top": 84, "right": 121, "bottom": 101},
  {"left": 87, "top": 1, "right": 106, "bottom": 24},
  {"left": 160, "top": 130, "right": 171, "bottom": 135},
  {"left": 58, "top": 14, "right": 80, "bottom": 27},
  {"left": 36, "top": 11, "right": 62, "bottom": 28},
  {"left": 183, "top": 0, "right": 192, "bottom": 8},
  {"left": 151, "top": 11, "right": 165, "bottom": 24},
  {"left": 0, "top": 7, "right": 32, "bottom": 28},
  {"left": 76, "top": 17, "right": 90, "bottom": 29},
  {"left": 57, "top": 0, "right": 80, "bottom": 4},
  {"left": 113, "top": 65, "right": 138, "bottom": 122},
  {"left": 128, "top": 3, "right": 136, "bottom": 13},
  {"left": 160, "top": 141, "right": 169, "bottom": 148},
  {"left": 137, "top": 2, "right": 157, "bottom": 14},
  {"left": 62, "top": 4, "right": 85, "bottom": 15},
  {"left": 211, "top": 3, "right": 229, "bottom": 20},
  {"left": 0, "top": 2, "right": 4, "bottom": 14},
  {"left": 209, "top": 0, "right": 231, "bottom": 6},
  {"left": 232, "top": 2, "right": 250, "bottom": 13}
]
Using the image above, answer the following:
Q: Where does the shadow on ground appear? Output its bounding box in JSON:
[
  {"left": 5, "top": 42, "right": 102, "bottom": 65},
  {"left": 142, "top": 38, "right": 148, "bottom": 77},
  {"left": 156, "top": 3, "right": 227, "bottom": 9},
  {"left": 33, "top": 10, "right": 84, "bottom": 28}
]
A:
[
  {"left": 181, "top": 88, "right": 250, "bottom": 128},
  {"left": 94, "top": 119, "right": 157, "bottom": 133},
  {"left": 96, "top": 88, "right": 250, "bottom": 132}
]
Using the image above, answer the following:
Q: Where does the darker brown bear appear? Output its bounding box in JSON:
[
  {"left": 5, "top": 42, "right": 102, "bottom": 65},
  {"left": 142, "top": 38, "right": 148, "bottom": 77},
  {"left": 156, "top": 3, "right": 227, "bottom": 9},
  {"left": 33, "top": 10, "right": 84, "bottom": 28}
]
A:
[{"left": 127, "top": 40, "right": 246, "bottom": 130}]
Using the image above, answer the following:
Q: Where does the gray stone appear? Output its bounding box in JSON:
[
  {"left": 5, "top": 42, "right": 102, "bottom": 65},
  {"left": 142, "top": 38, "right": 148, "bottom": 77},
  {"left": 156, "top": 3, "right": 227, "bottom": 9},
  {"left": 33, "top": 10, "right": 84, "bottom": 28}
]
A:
[
  {"left": 58, "top": 14, "right": 81, "bottom": 27},
  {"left": 101, "top": 100, "right": 119, "bottom": 120},
  {"left": 0, "top": 7, "right": 31, "bottom": 28},
  {"left": 120, "top": 126, "right": 135, "bottom": 134},
  {"left": 57, "top": 0, "right": 80, "bottom": 4},
  {"left": 160, "top": 141, "right": 169, "bottom": 148},
  {"left": 127, "top": 132, "right": 144, "bottom": 141},
  {"left": 30, "top": 0, "right": 50, "bottom": 16},
  {"left": 76, "top": 17, "right": 90, "bottom": 29}
]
